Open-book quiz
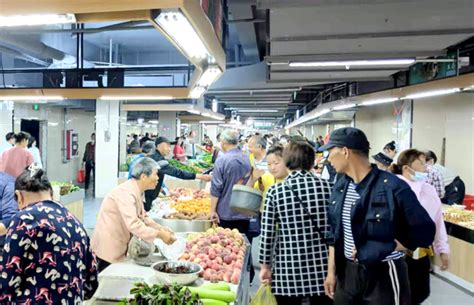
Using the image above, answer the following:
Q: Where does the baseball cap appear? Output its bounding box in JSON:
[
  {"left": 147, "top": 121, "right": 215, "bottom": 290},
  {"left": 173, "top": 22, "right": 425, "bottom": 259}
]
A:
[
  {"left": 155, "top": 136, "right": 177, "bottom": 145},
  {"left": 318, "top": 127, "right": 370, "bottom": 152},
  {"left": 372, "top": 152, "right": 393, "bottom": 166}
]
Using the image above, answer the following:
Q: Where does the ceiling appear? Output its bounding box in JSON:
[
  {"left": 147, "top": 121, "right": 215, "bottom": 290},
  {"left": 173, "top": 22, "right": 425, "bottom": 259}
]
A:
[{"left": 0, "top": 0, "right": 473, "bottom": 125}]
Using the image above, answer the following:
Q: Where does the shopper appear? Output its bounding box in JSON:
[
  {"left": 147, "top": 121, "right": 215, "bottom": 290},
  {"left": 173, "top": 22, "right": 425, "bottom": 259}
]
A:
[
  {"left": 210, "top": 129, "right": 252, "bottom": 229},
  {"left": 144, "top": 137, "right": 211, "bottom": 211},
  {"left": 128, "top": 141, "right": 156, "bottom": 179},
  {"left": 259, "top": 140, "right": 332, "bottom": 305},
  {"left": 390, "top": 149, "right": 450, "bottom": 305},
  {"left": 28, "top": 136, "right": 43, "bottom": 169},
  {"left": 372, "top": 151, "right": 393, "bottom": 171},
  {"left": 320, "top": 127, "right": 435, "bottom": 305},
  {"left": 82, "top": 133, "right": 95, "bottom": 191},
  {"left": 0, "top": 166, "right": 98, "bottom": 303},
  {"left": 383, "top": 140, "right": 398, "bottom": 159},
  {"left": 248, "top": 135, "right": 268, "bottom": 171},
  {"left": 173, "top": 136, "right": 187, "bottom": 161},
  {"left": 92, "top": 157, "right": 176, "bottom": 272},
  {"left": 0, "top": 171, "right": 17, "bottom": 248},
  {"left": 0, "top": 132, "right": 15, "bottom": 156},
  {"left": 425, "top": 150, "right": 465, "bottom": 205},
  {"left": 0, "top": 132, "right": 34, "bottom": 178},
  {"left": 184, "top": 130, "right": 197, "bottom": 159},
  {"left": 140, "top": 132, "right": 152, "bottom": 147},
  {"left": 421, "top": 152, "right": 445, "bottom": 199},
  {"left": 129, "top": 134, "right": 141, "bottom": 153}
]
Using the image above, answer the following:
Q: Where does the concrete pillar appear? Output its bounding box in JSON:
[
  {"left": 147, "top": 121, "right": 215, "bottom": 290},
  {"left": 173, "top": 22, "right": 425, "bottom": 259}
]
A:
[
  {"left": 0, "top": 101, "right": 13, "bottom": 137},
  {"left": 119, "top": 110, "right": 127, "bottom": 166},
  {"left": 95, "top": 100, "right": 120, "bottom": 198},
  {"left": 158, "top": 111, "right": 177, "bottom": 140}
]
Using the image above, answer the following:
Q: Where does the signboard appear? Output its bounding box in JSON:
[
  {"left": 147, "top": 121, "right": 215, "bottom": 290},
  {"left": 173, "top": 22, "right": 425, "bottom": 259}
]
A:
[
  {"left": 201, "top": 0, "right": 224, "bottom": 42},
  {"left": 409, "top": 51, "right": 457, "bottom": 85}
]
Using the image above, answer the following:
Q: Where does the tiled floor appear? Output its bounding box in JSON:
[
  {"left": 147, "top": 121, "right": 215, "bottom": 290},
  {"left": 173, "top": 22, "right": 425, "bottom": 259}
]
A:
[{"left": 84, "top": 196, "right": 473, "bottom": 305}]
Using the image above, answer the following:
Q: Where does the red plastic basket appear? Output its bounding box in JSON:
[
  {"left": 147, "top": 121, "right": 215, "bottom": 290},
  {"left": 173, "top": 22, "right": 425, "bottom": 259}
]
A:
[{"left": 463, "top": 194, "right": 474, "bottom": 210}]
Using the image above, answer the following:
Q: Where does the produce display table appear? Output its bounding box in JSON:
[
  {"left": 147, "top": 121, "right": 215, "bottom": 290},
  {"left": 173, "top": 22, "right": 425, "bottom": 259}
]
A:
[
  {"left": 59, "top": 189, "right": 85, "bottom": 222},
  {"left": 87, "top": 236, "right": 251, "bottom": 305}
]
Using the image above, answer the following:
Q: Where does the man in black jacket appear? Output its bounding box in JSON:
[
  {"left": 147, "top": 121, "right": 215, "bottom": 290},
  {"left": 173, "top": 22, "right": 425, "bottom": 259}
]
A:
[
  {"left": 144, "top": 137, "right": 211, "bottom": 211},
  {"left": 320, "top": 128, "right": 435, "bottom": 305}
]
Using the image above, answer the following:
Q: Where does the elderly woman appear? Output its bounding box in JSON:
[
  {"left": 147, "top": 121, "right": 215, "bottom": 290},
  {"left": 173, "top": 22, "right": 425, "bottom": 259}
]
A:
[
  {"left": 259, "top": 140, "right": 333, "bottom": 305},
  {"left": 92, "top": 157, "right": 176, "bottom": 272},
  {"left": 0, "top": 166, "right": 98, "bottom": 304}
]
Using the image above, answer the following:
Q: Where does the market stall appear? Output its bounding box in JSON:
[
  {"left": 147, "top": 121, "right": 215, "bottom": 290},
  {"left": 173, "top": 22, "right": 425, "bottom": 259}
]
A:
[
  {"left": 434, "top": 205, "right": 474, "bottom": 293},
  {"left": 51, "top": 181, "right": 84, "bottom": 222}
]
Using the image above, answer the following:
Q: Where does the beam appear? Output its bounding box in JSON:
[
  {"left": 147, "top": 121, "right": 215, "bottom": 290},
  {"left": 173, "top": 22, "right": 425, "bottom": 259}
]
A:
[
  {"left": 76, "top": 10, "right": 152, "bottom": 23},
  {"left": 268, "top": 77, "right": 393, "bottom": 83},
  {"left": 265, "top": 51, "right": 448, "bottom": 64},
  {"left": 0, "top": 87, "right": 190, "bottom": 100},
  {"left": 122, "top": 103, "right": 192, "bottom": 112},
  {"left": 269, "top": 28, "right": 474, "bottom": 42},
  {"left": 0, "top": 0, "right": 180, "bottom": 15},
  {"left": 271, "top": 68, "right": 406, "bottom": 73}
]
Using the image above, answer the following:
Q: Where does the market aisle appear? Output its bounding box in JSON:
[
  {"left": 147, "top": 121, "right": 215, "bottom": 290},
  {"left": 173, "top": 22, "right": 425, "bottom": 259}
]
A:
[{"left": 81, "top": 201, "right": 473, "bottom": 305}]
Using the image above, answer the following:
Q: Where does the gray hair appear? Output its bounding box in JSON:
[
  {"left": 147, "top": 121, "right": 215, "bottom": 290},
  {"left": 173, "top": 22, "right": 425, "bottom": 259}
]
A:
[
  {"left": 221, "top": 129, "right": 239, "bottom": 145},
  {"left": 251, "top": 135, "right": 267, "bottom": 150},
  {"left": 142, "top": 141, "right": 156, "bottom": 155},
  {"left": 131, "top": 157, "right": 158, "bottom": 179}
]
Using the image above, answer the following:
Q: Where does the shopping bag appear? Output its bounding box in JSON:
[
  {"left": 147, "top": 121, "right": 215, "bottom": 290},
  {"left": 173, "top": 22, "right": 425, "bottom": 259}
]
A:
[
  {"left": 77, "top": 168, "right": 85, "bottom": 183},
  {"left": 250, "top": 284, "right": 277, "bottom": 305}
]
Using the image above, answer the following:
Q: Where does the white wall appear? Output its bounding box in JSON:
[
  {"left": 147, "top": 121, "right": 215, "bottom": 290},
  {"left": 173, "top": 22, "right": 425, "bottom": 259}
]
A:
[
  {"left": 0, "top": 102, "right": 13, "bottom": 139},
  {"left": 355, "top": 103, "right": 397, "bottom": 155},
  {"left": 412, "top": 92, "right": 474, "bottom": 193},
  {"left": 13, "top": 104, "right": 95, "bottom": 183},
  {"left": 95, "top": 100, "right": 120, "bottom": 198}
]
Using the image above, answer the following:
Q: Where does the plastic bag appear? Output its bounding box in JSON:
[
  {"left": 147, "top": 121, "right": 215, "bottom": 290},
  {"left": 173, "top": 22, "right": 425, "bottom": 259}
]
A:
[
  {"left": 250, "top": 284, "right": 277, "bottom": 305},
  {"left": 77, "top": 168, "right": 85, "bottom": 183}
]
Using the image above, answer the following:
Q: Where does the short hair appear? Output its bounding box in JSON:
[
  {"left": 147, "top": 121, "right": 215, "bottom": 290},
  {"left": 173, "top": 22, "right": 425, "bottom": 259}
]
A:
[
  {"left": 5, "top": 132, "right": 14, "bottom": 141},
  {"left": 14, "top": 131, "right": 31, "bottom": 143},
  {"left": 267, "top": 144, "right": 284, "bottom": 158},
  {"left": 250, "top": 135, "right": 267, "bottom": 150},
  {"left": 16, "top": 166, "right": 52, "bottom": 193},
  {"left": 133, "top": 134, "right": 138, "bottom": 139},
  {"left": 142, "top": 141, "right": 156, "bottom": 154},
  {"left": 425, "top": 150, "right": 438, "bottom": 164},
  {"left": 351, "top": 148, "right": 370, "bottom": 158},
  {"left": 131, "top": 157, "right": 158, "bottom": 179},
  {"left": 221, "top": 129, "right": 239, "bottom": 145},
  {"left": 283, "top": 141, "right": 315, "bottom": 171}
]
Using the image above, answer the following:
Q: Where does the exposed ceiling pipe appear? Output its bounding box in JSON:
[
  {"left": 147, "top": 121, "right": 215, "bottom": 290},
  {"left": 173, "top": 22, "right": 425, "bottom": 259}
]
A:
[{"left": 0, "top": 22, "right": 151, "bottom": 35}]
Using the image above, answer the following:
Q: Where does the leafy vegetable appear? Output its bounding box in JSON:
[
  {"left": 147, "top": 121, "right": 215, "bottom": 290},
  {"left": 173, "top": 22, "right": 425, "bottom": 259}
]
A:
[
  {"left": 168, "top": 160, "right": 200, "bottom": 174},
  {"left": 118, "top": 282, "right": 203, "bottom": 305}
]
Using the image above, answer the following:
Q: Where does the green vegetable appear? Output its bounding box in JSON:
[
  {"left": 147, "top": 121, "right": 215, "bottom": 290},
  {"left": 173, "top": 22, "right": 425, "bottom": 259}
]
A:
[
  {"left": 120, "top": 163, "right": 129, "bottom": 172},
  {"left": 185, "top": 287, "right": 236, "bottom": 303},
  {"left": 168, "top": 159, "right": 200, "bottom": 174},
  {"left": 200, "top": 299, "right": 227, "bottom": 305},
  {"left": 200, "top": 283, "right": 231, "bottom": 291},
  {"left": 120, "top": 282, "right": 202, "bottom": 305}
]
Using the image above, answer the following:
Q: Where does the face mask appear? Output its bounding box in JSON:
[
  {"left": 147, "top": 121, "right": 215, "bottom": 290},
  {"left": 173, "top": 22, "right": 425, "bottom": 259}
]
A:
[{"left": 409, "top": 168, "right": 428, "bottom": 182}]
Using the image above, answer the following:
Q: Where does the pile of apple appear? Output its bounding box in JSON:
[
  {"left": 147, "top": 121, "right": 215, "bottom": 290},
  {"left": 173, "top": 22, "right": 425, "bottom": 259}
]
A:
[{"left": 179, "top": 227, "right": 246, "bottom": 284}]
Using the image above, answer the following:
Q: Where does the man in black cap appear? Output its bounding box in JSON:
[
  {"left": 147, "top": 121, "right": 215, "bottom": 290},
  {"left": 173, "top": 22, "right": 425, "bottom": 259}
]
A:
[
  {"left": 144, "top": 137, "right": 211, "bottom": 211},
  {"left": 320, "top": 127, "right": 435, "bottom": 305}
]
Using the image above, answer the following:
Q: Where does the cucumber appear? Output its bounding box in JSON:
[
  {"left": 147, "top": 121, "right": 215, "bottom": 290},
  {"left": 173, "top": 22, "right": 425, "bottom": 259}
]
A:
[
  {"left": 200, "top": 282, "right": 231, "bottom": 291},
  {"left": 185, "top": 287, "right": 236, "bottom": 303},
  {"left": 200, "top": 299, "right": 228, "bottom": 305}
]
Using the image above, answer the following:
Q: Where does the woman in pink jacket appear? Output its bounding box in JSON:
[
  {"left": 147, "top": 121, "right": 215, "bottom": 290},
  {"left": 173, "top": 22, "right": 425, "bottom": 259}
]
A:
[{"left": 390, "top": 149, "right": 450, "bottom": 305}]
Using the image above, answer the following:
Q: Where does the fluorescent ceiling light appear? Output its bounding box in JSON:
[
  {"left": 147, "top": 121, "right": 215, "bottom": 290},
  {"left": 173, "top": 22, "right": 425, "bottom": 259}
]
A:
[
  {"left": 148, "top": 120, "right": 159, "bottom": 124},
  {"left": 155, "top": 10, "right": 209, "bottom": 60},
  {"left": 137, "top": 118, "right": 144, "bottom": 124},
  {"left": 403, "top": 88, "right": 460, "bottom": 99},
  {"left": 100, "top": 96, "right": 173, "bottom": 101},
  {"left": 289, "top": 59, "right": 415, "bottom": 68},
  {"left": 361, "top": 97, "right": 399, "bottom": 106},
  {"left": 212, "top": 99, "right": 218, "bottom": 112},
  {"left": 189, "top": 87, "right": 206, "bottom": 99},
  {"left": 208, "top": 88, "right": 301, "bottom": 94},
  {"left": 197, "top": 67, "right": 222, "bottom": 87},
  {"left": 462, "top": 85, "right": 474, "bottom": 91},
  {"left": 0, "top": 96, "right": 64, "bottom": 101},
  {"left": 188, "top": 109, "right": 201, "bottom": 115},
  {"left": 199, "top": 120, "right": 224, "bottom": 124},
  {"left": 237, "top": 109, "right": 279, "bottom": 113},
  {"left": 0, "top": 14, "right": 76, "bottom": 27},
  {"left": 333, "top": 103, "right": 357, "bottom": 111}
]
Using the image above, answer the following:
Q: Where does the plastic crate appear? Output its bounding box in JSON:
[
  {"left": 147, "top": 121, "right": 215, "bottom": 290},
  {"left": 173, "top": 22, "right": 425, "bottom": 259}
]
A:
[{"left": 463, "top": 194, "right": 474, "bottom": 210}]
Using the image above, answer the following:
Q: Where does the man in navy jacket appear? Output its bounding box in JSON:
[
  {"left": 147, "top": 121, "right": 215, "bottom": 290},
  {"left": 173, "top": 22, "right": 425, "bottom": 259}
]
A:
[
  {"left": 321, "top": 128, "right": 435, "bottom": 305},
  {"left": 0, "top": 172, "right": 17, "bottom": 248}
]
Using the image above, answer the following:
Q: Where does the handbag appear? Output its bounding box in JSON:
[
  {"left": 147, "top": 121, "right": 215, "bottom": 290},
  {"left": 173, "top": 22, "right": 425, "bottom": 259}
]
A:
[{"left": 284, "top": 182, "right": 329, "bottom": 244}]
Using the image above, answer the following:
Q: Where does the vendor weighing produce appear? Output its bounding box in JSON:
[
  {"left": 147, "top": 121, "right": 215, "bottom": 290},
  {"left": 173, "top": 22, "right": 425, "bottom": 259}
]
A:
[
  {"left": 145, "top": 137, "right": 212, "bottom": 211},
  {"left": 92, "top": 157, "right": 177, "bottom": 273}
]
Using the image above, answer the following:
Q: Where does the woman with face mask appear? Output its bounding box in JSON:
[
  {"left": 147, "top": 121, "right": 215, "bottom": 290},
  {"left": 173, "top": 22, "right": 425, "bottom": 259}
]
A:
[
  {"left": 389, "top": 149, "right": 450, "bottom": 305},
  {"left": 0, "top": 165, "right": 98, "bottom": 303}
]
